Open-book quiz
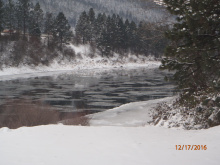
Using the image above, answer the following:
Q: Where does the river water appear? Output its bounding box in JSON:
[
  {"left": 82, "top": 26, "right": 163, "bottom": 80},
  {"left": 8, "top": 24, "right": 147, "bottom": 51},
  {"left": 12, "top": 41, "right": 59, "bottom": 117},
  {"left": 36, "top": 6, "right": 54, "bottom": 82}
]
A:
[{"left": 0, "top": 67, "right": 176, "bottom": 113}]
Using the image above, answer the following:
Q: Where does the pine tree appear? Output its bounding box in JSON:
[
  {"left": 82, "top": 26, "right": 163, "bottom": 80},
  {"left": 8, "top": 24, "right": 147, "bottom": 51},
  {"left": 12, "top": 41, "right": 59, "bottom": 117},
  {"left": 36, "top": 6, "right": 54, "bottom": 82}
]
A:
[
  {"left": 161, "top": 0, "right": 220, "bottom": 101},
  {"left": 29, "top": 2, "right": 43, "bottom": 37},
  {"left": 97, "top": 29, "right": 111, "bottom": 57},
  {"left": 124, "top": 19, "right": 130, "bottom": 50},
  {"left": 128, "top": 21, "right": 138, "bottom": 53},
  {"left": 109, "top": 14, "right": 117, "bottom": 51},
  {"left": 0, "top": 0, "right": 4, "bottom": 34},
  {"left": 17, "top": 0, "right": 30, "bottom": 39},
  {"left": 115, "top": 17, "right": 125, "bottom": 52},
  {"left": 88, "top": 8, "right": 95, "bottom": 42},
  {"left": 136, "top": 21, "right": 147, "bottom": 55},
  {"left": 94, "top": 13, "right": 106, "bottom": 41},
  {"left": 53, "top": 12, "right": 72, "bottom": 48},
  {"left": 44, "top": 12, "right": 54, "bottom": 47},
  {"left": 150, "top": 24, "right": 169, "bottom": 58},
  {"left": 3, "top": 0, "right": 17, "bottom": 34},
  {"left": 75, "top": 11, "right": 89, "bottom": 44}
]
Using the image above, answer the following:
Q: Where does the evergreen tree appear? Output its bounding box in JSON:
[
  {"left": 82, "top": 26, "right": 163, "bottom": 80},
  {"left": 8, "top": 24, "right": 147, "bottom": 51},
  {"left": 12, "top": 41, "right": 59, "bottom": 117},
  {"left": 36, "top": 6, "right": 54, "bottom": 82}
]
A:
[
  {"left": 96, "top": 15, "right": 113, "bottom": 56},
  {"left": 115, "top": 17, "right": 125, "bottom": 52},
  {"left": 75, "top": 11, "right": 89, "bottom": 44},
  {"left": 44, "top": 12, "right": 54, "bottom": 47},
  {"left": 105, "top": 15, "right": 114, "bottom": 54},
  {"left": 128, "top": 21, "right": 138, "bottom": 53},
  {"left": 94, "top": 13, "right": 106, "bottom": 41},
  {"left": 0, "top": 0, "right": 3, "bottom": 34},
  {"left": 87, "top": 8, "right": 96, "bottom": 42},
  {"left": 124, "top": 19, "right": 131, "bottom": 50},
  {"left": 136, "top": 21, "right": 147, "bottom": 55},
  {"left": 17, "top": 0, "right": 30, "bottom": 39},
  {"left": 74, "top": 9, "right": 168, "bottom": 57},
  {"left": 3, "top": 0, "right": 16, "bottom": 33},
  {"left": 109, "top": 14, "right": 117, "bottom": 51},
  {"left": 29, "top": 2, "right": 43, "bottom": 37},
  {"left": 161, "top": 0, "right": 220, "bottom": 102},
  {"left": 150, "top": 24, "right": 169, "bottom": 58},
  {"left": 88, "top": 8, "right": 95, "bottom": 23},
  {"left": 97, "top": 28, "right": 111, "bottom": 57},
  {"left": 53, "top": 12, "right": 72, "bottom": 48}
]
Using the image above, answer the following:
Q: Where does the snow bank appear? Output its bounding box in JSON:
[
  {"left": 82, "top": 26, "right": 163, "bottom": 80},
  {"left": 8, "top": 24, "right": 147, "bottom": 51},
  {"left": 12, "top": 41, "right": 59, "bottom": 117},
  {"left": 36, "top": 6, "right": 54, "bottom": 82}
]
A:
[
  {"left": 0, "top": 44, "right": 160, "bottom": 81},
  {"left": 0, "top": 124, "right": 220, "bottom": 165},
  {"left": 88, "top": 97, "right": 175, "bottom": 126},
  {"left": 1, "top": 97, "right": 220, "bottom": 165}
]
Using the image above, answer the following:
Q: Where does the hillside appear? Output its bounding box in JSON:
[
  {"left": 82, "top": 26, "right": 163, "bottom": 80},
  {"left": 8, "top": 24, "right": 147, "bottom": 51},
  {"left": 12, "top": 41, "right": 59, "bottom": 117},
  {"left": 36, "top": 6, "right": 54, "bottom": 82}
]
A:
[{"left": 32, "top": 0, "right": 168, "bottom": 25}]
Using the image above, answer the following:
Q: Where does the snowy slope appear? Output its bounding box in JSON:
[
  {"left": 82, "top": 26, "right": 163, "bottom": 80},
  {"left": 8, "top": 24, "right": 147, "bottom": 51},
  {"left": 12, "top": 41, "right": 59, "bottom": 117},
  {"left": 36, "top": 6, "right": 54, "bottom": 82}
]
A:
[
  {"left": 1, "top": 97, "right": 220, "bottom": 165},
  {"left": 0, "top": 125, "right": 219, "bottom": 165},
  {"left": 88, "top": 97, "right": 175, "bottom": 126}
]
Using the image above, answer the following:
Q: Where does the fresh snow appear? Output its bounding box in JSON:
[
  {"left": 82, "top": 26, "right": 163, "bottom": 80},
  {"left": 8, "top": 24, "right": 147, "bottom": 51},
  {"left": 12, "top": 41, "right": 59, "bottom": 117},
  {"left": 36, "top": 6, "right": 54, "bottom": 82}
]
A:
[
  {"left": 88, "top": 97, "right": 175, "bottom": 126},
  {"left": 0, "top": 44, "right": 160, "bottom": 81},
  {"left": 0, "top": 43, "right": 219, "bottom": 164},
  {"left": 0, "top": 125, "right": 220, "bottom": 165},
  {"left": 1, "top": 97, "right": 220, "bottom": 165}
]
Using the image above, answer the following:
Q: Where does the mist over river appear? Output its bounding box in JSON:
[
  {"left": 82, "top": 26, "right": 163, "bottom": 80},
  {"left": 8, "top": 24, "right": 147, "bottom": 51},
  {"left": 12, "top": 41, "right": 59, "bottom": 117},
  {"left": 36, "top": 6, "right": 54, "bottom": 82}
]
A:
[{"left": 0, "top": 67, "right": 176, "bottom": 113}]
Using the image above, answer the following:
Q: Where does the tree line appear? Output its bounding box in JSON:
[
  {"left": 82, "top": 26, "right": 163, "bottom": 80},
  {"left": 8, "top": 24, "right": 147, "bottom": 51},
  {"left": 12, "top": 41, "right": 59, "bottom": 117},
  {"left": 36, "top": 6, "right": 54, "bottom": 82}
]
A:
[
  {"left": 0, "top": 0, "right": 169, "bottom": 69},
  {"left": 75, "top": 8, "right": 168, "bottom": 57},
  {"left": 0, "top": 0, "right": 72, "bottom": 47},
  {"left": 0, "top": 0, "right": 74, "bottom": 67},
  {"left": 0, "top": 1, "right": 168, "bottom": 58}
]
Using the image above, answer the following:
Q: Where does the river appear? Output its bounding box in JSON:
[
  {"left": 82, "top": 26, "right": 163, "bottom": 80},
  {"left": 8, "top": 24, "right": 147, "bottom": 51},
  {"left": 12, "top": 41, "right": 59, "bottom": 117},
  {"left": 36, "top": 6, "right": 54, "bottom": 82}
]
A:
[{"left": 0, "top": 67, "right": 176, "bottom": 113}]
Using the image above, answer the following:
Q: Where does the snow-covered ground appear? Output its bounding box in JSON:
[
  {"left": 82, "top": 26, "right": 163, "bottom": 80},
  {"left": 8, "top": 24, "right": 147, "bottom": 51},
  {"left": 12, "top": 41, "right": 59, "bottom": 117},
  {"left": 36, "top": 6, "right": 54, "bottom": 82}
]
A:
[
  {"left": 1, "top": 44, "right": 219, "bottom": 164},
  {"left": 88, "top": 97, "right": 175, "bottom": 126},
  {"left": 0, "top": 125, "right": 219, "bottom": 165},
  {"left": 1, "top": 97, "right": 220, "bottom": 165},
  {"left": 0, "top": 44, "right": 160, "bottom": 81}
]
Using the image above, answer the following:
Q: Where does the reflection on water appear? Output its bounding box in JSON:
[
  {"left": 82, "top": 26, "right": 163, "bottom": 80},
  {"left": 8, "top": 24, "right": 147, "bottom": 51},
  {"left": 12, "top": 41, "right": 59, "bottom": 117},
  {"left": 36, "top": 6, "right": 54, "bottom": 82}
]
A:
[
  {"left": 0, "top": 99, "right": 89, "bottom": 129},
  {"left": 0, "top": 68, "right": 176, "bottom": 112}
]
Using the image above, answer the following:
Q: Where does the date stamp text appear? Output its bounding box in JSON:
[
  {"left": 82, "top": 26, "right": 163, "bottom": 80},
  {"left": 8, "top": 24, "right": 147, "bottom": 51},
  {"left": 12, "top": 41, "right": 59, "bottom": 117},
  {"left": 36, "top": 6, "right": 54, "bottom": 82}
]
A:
[{"left": 176, "top": 145, "right": 207, "bottom": 150}]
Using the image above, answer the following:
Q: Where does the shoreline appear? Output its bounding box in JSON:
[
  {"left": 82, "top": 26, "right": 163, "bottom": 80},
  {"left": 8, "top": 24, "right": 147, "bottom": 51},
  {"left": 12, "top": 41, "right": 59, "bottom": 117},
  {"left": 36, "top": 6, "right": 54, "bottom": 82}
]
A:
[{"left": 0, "top": 61, "right": 160, "bottom": 81}]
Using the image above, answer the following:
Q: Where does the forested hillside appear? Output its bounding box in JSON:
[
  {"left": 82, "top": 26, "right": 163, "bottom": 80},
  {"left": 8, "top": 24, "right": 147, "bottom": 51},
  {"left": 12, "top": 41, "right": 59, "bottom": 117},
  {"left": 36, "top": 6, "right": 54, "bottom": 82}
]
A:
[
  {"left": 31, "top": 0, "right": 168, "bottom": 26},
  {"left": 0, "top": 0, "right": 169, "bottom": 69}
]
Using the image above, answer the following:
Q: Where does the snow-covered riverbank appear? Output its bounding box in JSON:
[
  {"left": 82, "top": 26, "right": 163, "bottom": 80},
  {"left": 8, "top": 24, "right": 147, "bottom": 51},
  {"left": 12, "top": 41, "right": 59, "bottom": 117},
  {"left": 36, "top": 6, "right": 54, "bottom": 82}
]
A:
[
  {"left": 1, "top": 97, "right": 220, "bottom": 165},
  {"left": 88, "top": 97, "right": 175, "bottom": 126},
  {"left": 0, "top": 60, "right": 160, "bottom": 81},
  {"left": 0, "top": 44, "right": 160, "bottom": 81},
  {"left": 1, "top": 124, "right": 219, "bottom": 165}
]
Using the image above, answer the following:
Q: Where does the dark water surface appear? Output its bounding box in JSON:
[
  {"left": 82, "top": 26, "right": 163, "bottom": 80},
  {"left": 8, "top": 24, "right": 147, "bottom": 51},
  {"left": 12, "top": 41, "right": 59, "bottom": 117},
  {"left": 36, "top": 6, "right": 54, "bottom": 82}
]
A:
[{"left": 0, "top": 68, "right": 176, "bottom": 113}]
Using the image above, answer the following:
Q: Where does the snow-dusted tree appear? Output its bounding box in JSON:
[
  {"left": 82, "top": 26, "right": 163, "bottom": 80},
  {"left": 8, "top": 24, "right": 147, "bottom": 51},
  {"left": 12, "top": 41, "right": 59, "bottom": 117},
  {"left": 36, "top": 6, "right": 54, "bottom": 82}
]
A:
[
  {"left": 94, "top": 13, "right": 106, "bottom": 41},
  {"left": 29, "top": 2, "right": 44, "bottom": 37},
  {"left": 3, "top": 0, "right": 17, "bottom": 34},
  {"left": 75, "top": 11, "right": 89, "bottom": 44},
  {"left": 17, "top": 0, "right": 30, "bottom": 39},
  {"left": 127, "top": 21, "right": 138, "bottom": 53},
  {"left": 160, "top": 0, "right": 220, "bottom": 102},
  {"left": 97, "top": 28, "right": 111, "bottom": 57},
  {"left": 88, "top": 8, "right": 95, "bottom": 42},
  {"left": 115, "top": 17, "right": 126, "bottom": 52},
  {"left": 44, "top": 12, "right": 55, "bottom": 47},
  {"left": 53, "top": 12, "right": 72, "bottom": 48},
  {"left": 136, "top": 21, "right": 147, "bottom": 55},
  {"left": 124, "top": 19, "right": 131, "bottom": 49},
  {"left": 0, "top": 0, "right": 3, "bottom": 34}
]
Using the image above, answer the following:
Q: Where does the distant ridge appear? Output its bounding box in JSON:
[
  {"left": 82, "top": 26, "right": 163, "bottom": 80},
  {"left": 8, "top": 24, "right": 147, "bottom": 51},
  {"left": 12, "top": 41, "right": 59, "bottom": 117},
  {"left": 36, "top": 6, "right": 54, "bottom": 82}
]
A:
[{"left": 31, "top": 0, "right": 168, "bottom": 26}]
